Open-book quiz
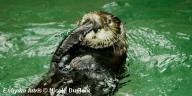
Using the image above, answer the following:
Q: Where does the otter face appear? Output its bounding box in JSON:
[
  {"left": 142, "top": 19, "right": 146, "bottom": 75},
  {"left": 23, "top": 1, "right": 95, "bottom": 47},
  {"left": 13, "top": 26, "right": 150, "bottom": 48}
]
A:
[{"left": 78, "top": 11, "right": 123, "bottom": 49}]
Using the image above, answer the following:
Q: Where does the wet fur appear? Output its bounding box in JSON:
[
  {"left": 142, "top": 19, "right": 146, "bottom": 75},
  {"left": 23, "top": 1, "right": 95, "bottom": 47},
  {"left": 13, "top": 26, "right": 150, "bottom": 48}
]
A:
[{"left": 25, "top": 11, "right": 127, "bottom": 96}]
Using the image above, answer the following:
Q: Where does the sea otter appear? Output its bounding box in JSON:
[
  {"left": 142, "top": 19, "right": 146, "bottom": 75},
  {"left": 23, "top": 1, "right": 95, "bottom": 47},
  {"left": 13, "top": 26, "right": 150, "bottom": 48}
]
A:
[{"left": 25, "top": 11, "right": 127, "bottom": 96}]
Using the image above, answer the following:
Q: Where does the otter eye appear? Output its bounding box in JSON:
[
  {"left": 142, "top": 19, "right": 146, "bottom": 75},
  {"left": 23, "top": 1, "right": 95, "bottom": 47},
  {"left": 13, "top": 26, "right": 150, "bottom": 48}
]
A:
[{"left": 108, "top": 19, "right": 112, "bottom": 24}]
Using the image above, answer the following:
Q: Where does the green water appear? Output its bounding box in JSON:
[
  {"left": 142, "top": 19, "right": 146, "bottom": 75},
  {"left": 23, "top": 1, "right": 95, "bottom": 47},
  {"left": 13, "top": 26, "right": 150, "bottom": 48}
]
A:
[{"left": 0, "top": 0, "right": 192, "bottom": 96}]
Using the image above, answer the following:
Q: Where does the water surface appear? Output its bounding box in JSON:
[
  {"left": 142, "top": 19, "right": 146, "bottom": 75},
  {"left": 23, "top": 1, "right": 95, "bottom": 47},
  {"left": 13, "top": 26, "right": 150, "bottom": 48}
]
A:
[{"left": 0, "top": 0, "right": 192, "bottom": 96}]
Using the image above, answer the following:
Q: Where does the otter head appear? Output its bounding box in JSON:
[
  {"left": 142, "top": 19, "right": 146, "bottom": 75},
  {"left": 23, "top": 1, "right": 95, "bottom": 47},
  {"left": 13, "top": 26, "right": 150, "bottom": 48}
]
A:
[{"left": 77, "top": 11, "right": 125, "bottom": 49}]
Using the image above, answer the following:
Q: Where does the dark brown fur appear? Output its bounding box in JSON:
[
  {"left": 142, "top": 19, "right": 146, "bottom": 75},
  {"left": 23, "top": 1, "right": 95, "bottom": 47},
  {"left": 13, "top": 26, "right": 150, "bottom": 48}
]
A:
[{"left": 25, "top": 11, "right": 127, "bottom": 96}]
